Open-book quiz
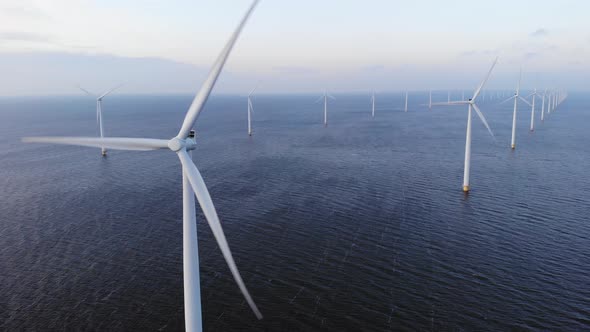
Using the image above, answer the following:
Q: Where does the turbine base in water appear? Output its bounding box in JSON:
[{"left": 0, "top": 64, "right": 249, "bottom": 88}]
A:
[
  {"left": 101, "top": 150, "right": 107, "bottom": 157},
  {"left": 463, "top": 185, "right": 470, "bottom": 192},
  {"left": 511, "top": 144, "right": 516, "bottom": 150}
]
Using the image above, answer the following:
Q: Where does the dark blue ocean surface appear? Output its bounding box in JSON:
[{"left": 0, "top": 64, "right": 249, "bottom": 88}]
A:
[{"left": 0, "top": 92, "right": 589, "bottom": 331}]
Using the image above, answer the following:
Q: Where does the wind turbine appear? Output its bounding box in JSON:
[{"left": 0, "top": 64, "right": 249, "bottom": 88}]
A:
[
  {"left": 404, "top": 91, "right": 408, "bottom": 112},
  {"left": 371, "top": 91, "right": 376, "bottom": 117},
  {"left": 317, "top": 90, "right": 335, "bottom": 126},
  {"left": 429, "top": 89, "right": 432, "bottom": 110},
  {"left": 431, "top": 57, "right": 498, "bottom": 192},
  {"left": 540, "top": 89, "right": 547, "bottom": 122},
  {"left": 78, "top": 84, "right": 123, "bottom": 156},
  {"left": 527, "top": 88, "right": 537, "bottom": 131},
  {"left": 500, "top": 69, "right": 531, "bottom": 149},
  {"left": 23, "top": 1, "right": 262, "bottom": 331},
  {"left": 247, "top": 85, "right": 258, "bottom": 136}
]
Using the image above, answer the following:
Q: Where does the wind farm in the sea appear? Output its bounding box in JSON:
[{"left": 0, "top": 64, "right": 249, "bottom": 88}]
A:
[{"left": 0, "top": 1, "right": 588, "bottom": 331}]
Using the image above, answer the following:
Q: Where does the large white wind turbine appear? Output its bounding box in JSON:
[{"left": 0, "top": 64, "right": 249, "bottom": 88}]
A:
[
  {"left": 499, "top": 70, "right": 531, "bottom": 149},
  {"left": 431, "top": 57, "right": 498, "bottom": 192},
  {"left": 247, "top": 85, "right": 257, "bottom": 136},
  {"left": 24, "top": 2, "right": 262, "bottom": 331},
  {"left": 78, "top": 84, "right": 123, "bottom": 156}
]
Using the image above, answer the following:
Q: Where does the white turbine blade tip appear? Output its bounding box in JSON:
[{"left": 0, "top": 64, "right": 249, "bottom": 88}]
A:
[
  {"left": 472, "top": 57, "right": 498, "bottom": 101},
  {"left": 176, "top": 0, "right": 259, "bottom": 139},
  {"left": 178, "top": 151, "right": 263, "bottom": 320},
  {"left": 98, "top": 83, "right": 125, "bottom": 99},
  {"left": 78, "top": 86, "right": 95, "bottom": 96},
  {"left": 472, "top": 104, "right": 495, "bottom": 140}
]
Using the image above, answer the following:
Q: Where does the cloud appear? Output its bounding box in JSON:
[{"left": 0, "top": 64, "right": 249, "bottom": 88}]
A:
[
  {"left": 0, "top": 5, "right": 49, "bottom": 19},
  {"left": 524, "top": 52, "right": 538, "bottom": 60},
  {"left": 360, "top": 64, "right": 385, "bottom": 72},
  {"left": 272, "top": 66, "right": 317, "bottom": 75},
  {"left": 0, "top": 51, "right": 210, "bottom": 96},
  {"left": 0, "top": 31, "right": 94, "bottom": 50},
  {"left": 458, "top": 49, "right": 499, "bottom": 58},
  {"left": 0, "top": 31, "right": 52, "bottom": 43},
  {"left": 530, "top": 28, "right": 548, "bottom": 37}
]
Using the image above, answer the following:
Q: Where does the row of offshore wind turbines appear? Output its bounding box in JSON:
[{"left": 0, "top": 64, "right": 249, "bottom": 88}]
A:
[
  {"left": 20, "top": 1, "right": 568, "bottom": 331},
  {"left": 76, "top": 62, "right": 568, "bottom": 195}
]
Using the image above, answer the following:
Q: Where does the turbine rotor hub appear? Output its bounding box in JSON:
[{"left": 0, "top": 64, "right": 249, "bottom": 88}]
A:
[
  {"left": 168, "top": 137, "right": 185, "bottom": 152},
  {"left": 168, "top": 137, "right": 197, "bottom": 152}
]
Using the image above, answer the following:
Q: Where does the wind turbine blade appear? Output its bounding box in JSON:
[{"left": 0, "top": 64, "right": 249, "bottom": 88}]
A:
[
  {"left": 327, "top": 94, "right": 336, "bottom": 100},
  {"left": 472, "top": 104, "right": 495, "bottom": 140},
  {"left": 98, "top": 83, "right": 124, "bottom": 100},
  {"left": 22, "top": 137, "right": 169, "bottom": 151},
  {"left": 177, "top": 150, "right": 263, "bottom": 320},
  {"left": 176, "top": 0, "right": 259, "bottom": 139},
  {"left": 519, "top": 96, "right": 532, "bottom": 107},
  {"left": 248, "top": 99, "right": 253, "bottom": 112},
  {"left": 314, "top": 95, "right": 324, "bottom": 103},
  {"left": 430, "top": 101, "right": 470, "bottom": 106},
  {"left": 472, "top": 57, "right": 498, "bottom": 101},
  {"left": 499, "top": 96, "right": 516, "bottom": 105},
  {"left": 78, "top": 86, "right": 95, "bottom": 97},
  {"left": 248, "top": 82, "right": 260, "bottom": 97}
]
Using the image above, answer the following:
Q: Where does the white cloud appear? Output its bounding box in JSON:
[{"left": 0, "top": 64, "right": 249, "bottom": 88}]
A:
[{"left": 530, "top": 28, "right": 549, "bottom": 37}]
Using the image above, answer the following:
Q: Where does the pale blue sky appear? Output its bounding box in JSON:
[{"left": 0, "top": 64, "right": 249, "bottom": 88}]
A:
[{"left": 1, "top": 0, "right": 589, "bottom": 95}]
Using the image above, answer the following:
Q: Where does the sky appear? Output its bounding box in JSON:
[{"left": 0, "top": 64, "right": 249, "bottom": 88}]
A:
[{"left": 1, "top": 0, "right": 589, "bottom": 96}]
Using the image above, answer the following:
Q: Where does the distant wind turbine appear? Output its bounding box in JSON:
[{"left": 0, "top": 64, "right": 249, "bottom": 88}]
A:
[
  {"left": 540, "top": 89, "right": 546, "bottom": 122},
  {"left": 317, "top": 90, "right": 335, "bottom": 126},
  {"left": 78, "top": 84, "right": 123, "bottom": 156},
  {"left": 429, "top": 89, "right": 432, "bottom": 110},
  {"left": 526, "top": 88, "right": 537, "bottom": 131},
  {"left": 404, "top": 91, "right": 408, "bottom": 112},
  {"left": 431, "top": 57, "right": 498, "bottom": 192},
  {"left": 24, "top": 1, "right": 262, "bottom": 331},
  {"left": 371, "top": 91, "right": 376, "bottom": 117},
  {"left": 247, "top": 85, "right": 258, "bottom": 136},
  {"left": 500, "top": 69, "right": 531, "bottom": 149}
]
